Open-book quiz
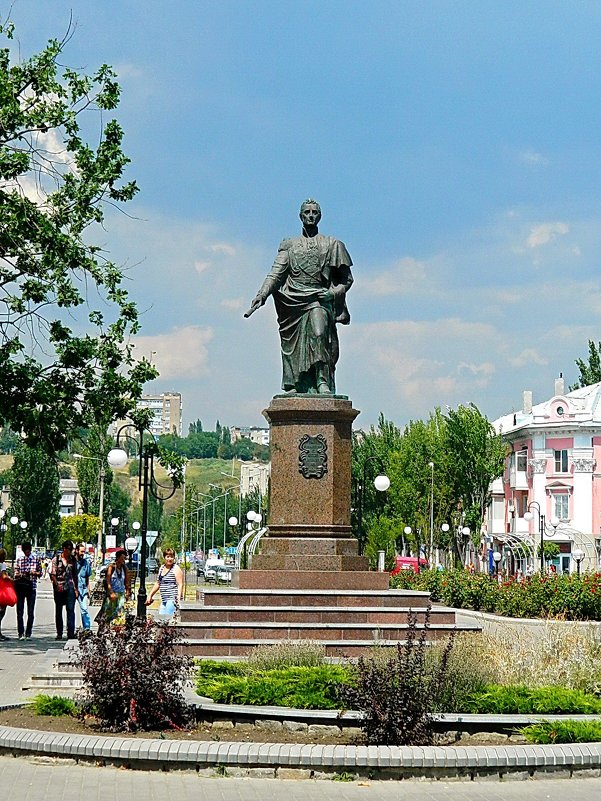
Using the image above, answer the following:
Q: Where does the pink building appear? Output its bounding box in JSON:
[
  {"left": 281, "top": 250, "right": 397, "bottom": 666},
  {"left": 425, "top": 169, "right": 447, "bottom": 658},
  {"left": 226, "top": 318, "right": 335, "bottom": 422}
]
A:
[{"left": 488, "top": 376, "right": 601, "bottom": 574}]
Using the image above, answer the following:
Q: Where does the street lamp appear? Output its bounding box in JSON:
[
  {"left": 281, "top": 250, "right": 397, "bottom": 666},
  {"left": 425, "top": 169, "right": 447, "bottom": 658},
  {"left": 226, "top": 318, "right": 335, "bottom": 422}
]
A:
[
  {"left": 428, "top": 461, "right": 435, "bottom": 558},
  {"left": 524, "top": 502, "right": 545, "bottom": 574},
  {"left": 355, "top": 456, "right": 390, "bottom": 555},
  {"left": 125, "top": 535, "right": 138, "bottom": 572},
  {"left": 573, "top": 548, "right": 585, "bottom": 576},
  {"left": 110, "top": 517, "right": 119, "bottom": 546},
  {"left": 108, "top": 417, "right": 182, "bottom": 619},
  {"left": 493, "top": 550, "right": 502, "bottom": 576}
]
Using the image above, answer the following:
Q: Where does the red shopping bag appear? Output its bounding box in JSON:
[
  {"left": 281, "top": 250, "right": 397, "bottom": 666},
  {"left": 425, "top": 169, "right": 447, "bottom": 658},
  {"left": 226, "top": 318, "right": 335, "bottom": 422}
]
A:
[{"left": 0, "top": 576, "right": 16, "bottom": 607}]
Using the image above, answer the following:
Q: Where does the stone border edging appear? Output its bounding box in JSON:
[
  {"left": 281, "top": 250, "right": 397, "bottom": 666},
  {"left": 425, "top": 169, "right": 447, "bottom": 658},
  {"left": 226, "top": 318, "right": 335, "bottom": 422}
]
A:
[{"left": 1, "top": 723, "right": 601, "bottom": 780}]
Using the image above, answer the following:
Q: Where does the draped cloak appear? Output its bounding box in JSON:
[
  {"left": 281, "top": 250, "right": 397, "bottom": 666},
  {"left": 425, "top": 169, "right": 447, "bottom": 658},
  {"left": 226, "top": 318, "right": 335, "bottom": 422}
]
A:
[{"left": 258, "top": 233, "right": 353, "bottom": 392}]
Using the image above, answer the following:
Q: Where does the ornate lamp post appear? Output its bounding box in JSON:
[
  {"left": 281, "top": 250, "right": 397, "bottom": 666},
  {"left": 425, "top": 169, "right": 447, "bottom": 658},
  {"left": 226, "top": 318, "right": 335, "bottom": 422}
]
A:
[
  {"left": 524, "top": 502, "right": 545, "bottom": 574},
  {"left": 354, "top": 456, "right": 390, "bottom": 556},
  {"left": 573, "top": 548, "right": 585, "bottom": 576},
  {"left": 107, "top": 413, "right": 183, "bottom": 619}
]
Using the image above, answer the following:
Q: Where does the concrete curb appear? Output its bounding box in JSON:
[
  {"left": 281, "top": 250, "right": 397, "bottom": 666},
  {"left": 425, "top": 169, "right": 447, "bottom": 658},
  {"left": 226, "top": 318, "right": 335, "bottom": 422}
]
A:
[{"left": 1, "top": 723, "right": 601, "bottom": 780}]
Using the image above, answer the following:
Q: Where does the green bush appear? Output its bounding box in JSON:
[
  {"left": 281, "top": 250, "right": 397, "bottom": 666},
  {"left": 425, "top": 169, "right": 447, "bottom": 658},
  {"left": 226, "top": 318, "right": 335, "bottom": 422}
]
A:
[
  {"left": 30, "top": 694, "right": 77, "bottom": 717},
  {"left": 522, "top": 719, "right": 601, "bottom": 744},
  {"left": 196, "top": 663, "right": 351, "bottom": 709},
  {"left": 391, "top": 569, "right": 601, "bottom": 620},
  {"left": 465, "top": 684, "right": 601, "bottom": 715},
  {"left": 339, "top": 607, "right": 456, "bottom": 745}
]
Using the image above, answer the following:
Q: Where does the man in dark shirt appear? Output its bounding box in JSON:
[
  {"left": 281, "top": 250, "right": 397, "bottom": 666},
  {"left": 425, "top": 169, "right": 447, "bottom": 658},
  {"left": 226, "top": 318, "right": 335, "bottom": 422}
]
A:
[{"left": 13, "top": 542, "right": 42, "bottom": 639}]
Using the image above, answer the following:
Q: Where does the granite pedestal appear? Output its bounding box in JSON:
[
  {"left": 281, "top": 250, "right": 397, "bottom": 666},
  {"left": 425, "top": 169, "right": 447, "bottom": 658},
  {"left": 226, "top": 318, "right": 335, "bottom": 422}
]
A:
[{"left": 234, "top": 395, "right": 388, "bottom": 590}]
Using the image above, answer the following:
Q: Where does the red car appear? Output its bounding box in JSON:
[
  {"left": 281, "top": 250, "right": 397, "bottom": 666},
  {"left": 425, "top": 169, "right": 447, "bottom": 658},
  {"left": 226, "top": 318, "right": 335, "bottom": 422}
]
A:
[{"left": 391, "top": 556, "right": 429, "bottom": 575}]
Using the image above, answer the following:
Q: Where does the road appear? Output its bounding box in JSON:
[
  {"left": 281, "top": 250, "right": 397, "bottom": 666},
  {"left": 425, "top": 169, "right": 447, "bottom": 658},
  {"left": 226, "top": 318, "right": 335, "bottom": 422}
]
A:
[{"left": 0, "top": 756, "right": 599, "bottom": 800}]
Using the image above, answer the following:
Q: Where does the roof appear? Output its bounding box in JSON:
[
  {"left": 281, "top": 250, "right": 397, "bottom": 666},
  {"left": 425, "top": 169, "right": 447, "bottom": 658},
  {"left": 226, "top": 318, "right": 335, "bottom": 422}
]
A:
[{"left": 494, "top": 381, "right": 601, "bottom": 436}]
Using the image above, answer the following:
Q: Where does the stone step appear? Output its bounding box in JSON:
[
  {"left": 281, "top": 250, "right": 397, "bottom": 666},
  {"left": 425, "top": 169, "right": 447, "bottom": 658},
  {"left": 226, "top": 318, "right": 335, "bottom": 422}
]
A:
[
  {"left": 180, "top": 638, "right": 464, "bottom": 658},
  {"left": 234, "top": 569, "right": 390, "bottom": 590},
  {"left": 178, "top": 621, "right": 480, "bottom": 642},
  {"left": 198, "top": 588, "right": 432, "bottom": 607},
  {"left": 250, "top": 554, "right": 369, "bottom": 571},
  {"left": 181, "top": 605, "right": 456, "bottom": 625}
]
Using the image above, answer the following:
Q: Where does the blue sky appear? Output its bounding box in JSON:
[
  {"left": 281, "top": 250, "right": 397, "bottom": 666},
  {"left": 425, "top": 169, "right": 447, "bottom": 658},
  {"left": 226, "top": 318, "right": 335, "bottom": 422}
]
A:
[{"left": 10, "top": 1, "right": 601, "bottom": 431}]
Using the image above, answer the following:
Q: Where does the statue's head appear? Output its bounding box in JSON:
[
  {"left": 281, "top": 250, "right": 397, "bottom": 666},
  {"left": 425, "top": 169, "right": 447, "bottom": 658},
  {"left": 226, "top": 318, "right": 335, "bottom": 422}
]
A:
[{"left": 299, "top": 198, "right": 321, "bottom": 227}]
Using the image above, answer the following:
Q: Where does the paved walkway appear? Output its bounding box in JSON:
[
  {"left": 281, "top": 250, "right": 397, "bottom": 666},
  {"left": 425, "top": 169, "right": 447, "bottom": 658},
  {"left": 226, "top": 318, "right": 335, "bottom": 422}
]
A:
[
  {"left": 0, "top": 755, "right": 599, "bottom": 800},
  {"left": 0, "top": 580, "right": 98, "bottom": 703}
]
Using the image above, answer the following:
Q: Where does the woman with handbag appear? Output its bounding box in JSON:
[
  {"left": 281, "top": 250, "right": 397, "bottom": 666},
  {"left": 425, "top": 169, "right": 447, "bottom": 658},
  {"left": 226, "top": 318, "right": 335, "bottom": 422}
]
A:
[
  {"left": 0, "top": 548, "right": 16, "bottom": 641},
  {"left": 96, "top": 549, "right": 131, "bottom": 630}
]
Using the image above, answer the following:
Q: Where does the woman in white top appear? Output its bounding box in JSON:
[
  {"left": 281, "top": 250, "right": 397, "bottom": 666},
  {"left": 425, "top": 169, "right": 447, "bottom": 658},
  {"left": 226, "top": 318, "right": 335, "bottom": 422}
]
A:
[{"left": 145, "top": 549, "right": 184, "bottom": 618}]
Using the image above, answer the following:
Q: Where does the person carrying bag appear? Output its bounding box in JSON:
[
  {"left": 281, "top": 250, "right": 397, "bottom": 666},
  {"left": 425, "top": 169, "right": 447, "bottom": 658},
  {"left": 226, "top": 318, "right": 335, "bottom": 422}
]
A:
[{"left": 0, "top": 548, "right": 16, "bottom": 641}]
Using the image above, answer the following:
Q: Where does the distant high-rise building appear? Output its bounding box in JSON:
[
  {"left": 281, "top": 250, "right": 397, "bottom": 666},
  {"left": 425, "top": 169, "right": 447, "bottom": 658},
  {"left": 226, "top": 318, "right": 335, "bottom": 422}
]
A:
[
  {"left": 111, "top": 392, "right": 182, "bottom": 438},
  {"left": 229, "top": 425, "right": 270, "bottom": 446}
]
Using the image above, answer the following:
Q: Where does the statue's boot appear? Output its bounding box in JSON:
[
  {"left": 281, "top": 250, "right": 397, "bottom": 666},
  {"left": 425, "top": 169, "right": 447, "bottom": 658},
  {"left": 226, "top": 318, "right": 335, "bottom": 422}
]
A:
[{"left": 316, "top": 364, "right": 333, "bottom": 395}]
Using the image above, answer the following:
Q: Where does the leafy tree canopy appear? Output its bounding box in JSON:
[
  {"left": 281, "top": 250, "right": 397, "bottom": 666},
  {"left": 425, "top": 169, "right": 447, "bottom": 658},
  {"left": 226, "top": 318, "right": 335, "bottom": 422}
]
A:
[
  {"left": 570, "top": 340, "right": 601, "bottom": 390},
  {"left": 0, "top": 19, "right": 156, "bottom": 450},
  {"left": 60, "top": 513, "right": 100, "bottom": 545},
  {"left": 7, "top": 440, "right": 60, "bottom": 552}
]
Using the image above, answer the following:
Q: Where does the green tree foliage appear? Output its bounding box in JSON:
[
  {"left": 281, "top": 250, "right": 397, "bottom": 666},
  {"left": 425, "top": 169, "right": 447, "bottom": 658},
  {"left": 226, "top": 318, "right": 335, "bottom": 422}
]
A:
[
  {"left": 364, "top": 516, "right": 397, "bottom": 570},
  {"left": 443, "top": 404, "right": 506, "bottom": 538},
  {"left": 0, "top": 20, "right": 156, "bottom": 450},
  {"left": 60, "top": 513, "right": 100, "bottom": 545},
  {"left": 570, "top": 340, "right": 601, "bottom": 390},
  {"left": 353, "top": 405, "right": 505, "bottom": 561},
  {"left": 8, "top": 441, "right": 60, "bottom": 552},
  {"left": 0, "top": 426, "right": 19, "bottom": 453}
]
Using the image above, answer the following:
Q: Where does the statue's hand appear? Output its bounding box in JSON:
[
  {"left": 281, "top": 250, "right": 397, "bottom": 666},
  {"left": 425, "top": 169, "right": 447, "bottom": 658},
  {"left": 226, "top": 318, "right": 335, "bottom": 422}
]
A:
[
  {"left": 318, "top": 288, "right": 335, "bottom": 303},
  {"left": 244, "top": 295, "right": 264, "bottom": 318}
]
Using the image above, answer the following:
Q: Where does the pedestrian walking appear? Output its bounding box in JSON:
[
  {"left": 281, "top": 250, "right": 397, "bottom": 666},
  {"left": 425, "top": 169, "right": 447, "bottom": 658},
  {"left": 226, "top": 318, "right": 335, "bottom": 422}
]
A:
[
  {"left": 74, "top": 542, "right": 92, "bottom": 630},
  {"left": 13, "top": 542, "right": 42, "bottom": 640},
  {"left": 0, "top": 548, "right": 16, "bottom": 641},
  {"left": 49, "top": 541, "right": 78, "bottom": 640},
  {"left": 145, "top": 548, "right": 184, "bottom": 619},
  {"left": 96, "top": 549, "right": 131, "bottom": 630}
]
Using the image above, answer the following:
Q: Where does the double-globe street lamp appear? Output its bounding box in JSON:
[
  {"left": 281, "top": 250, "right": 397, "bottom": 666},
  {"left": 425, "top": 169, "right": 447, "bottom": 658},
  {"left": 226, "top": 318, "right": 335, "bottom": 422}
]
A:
[
  {"left": 573, "top": 548, "right": 585, "bottom": 576},
  {"left": 107, "top": 417, "right": 183, "bottom": 618},
  {"left": 524, "top": 502, "right": 559, "bottom": 575},
  {"left": 440, "top": 521, "right": 471, "bottom": 567},
  {"left": 354, "top": 456, "right": 390, "bottom": 555}
]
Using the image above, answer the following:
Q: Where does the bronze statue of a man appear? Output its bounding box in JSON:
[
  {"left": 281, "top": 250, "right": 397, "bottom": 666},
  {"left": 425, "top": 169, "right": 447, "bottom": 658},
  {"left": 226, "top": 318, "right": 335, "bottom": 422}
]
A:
[{"left": 245, "top": 200, "right": 353, "bottom": 395}]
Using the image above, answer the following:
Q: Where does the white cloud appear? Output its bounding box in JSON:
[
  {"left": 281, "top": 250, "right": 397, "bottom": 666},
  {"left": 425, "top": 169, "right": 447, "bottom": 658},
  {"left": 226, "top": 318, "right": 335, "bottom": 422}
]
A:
[
  {"left": 508, "top": 349, "right": 548, "bottom": 368},
  {"left": 211, "top": 243, "right": 236, "bottom": 256},
  {"left": 114, "top": 63, "right": 144, "bottom": 79},
  {"left": 519, "top": 150, "right": 549, "bottom": 166},
  {"left": 194, "top": 260, "right": 211, "bottom": 274},
  {"left": 362, "top": 257, "right": 429, "bottom": 296},
  {"left": 527, "top": 222, "right": 569, "bottom": 249},
  {"left": 221, "top": 297, "right": 245, "bottom": 311},
  {"left": 132, "top": 326, "right": 213, "bottom": 380}
]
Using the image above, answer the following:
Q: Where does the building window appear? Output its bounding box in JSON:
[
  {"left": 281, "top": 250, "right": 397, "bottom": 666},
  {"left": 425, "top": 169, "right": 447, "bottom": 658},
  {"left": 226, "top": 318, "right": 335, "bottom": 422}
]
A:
[
  {"left": 516, "top": 450, "right": 528, "bottom": 472},
  {"left": 554, "top": 494, "right": 569, "bottom": 521},
  {"left": 554, "top": 449, "right": 569, "bottom": 473}
]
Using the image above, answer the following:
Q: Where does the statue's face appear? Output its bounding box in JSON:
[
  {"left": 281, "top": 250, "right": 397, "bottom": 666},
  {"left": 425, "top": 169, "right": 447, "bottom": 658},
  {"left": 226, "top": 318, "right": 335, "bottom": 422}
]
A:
[{"left": 300, "top": 203, "right": 321, "bottom": 227}]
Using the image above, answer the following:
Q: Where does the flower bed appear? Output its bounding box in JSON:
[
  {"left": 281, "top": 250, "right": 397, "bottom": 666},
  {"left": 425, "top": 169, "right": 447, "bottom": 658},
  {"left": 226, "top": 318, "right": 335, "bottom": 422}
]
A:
[{"left": 390, "top": 568, "right": 601, "bottom": 620}]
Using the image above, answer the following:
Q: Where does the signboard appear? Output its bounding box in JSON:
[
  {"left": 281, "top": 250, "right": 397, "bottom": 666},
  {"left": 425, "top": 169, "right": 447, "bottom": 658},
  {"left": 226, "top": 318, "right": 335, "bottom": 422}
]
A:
[
  {"left": 208, "top": 548, "right": 220, "bottom": 559},
  {"left": 147, "top": 530, "right": 158, "bottom": 548},
  {"left": 105, "top": 535, "right": 116, "bottom": 549},
  {"left": 226, "top": 547, "right": 237, "bottom": 555}
]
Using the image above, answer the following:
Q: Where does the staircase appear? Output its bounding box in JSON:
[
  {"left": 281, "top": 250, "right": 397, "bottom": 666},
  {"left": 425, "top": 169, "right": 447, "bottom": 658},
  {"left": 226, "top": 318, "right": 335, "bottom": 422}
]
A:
[{"left": 179, "top": 587, "right": 481, "bottom": 658}]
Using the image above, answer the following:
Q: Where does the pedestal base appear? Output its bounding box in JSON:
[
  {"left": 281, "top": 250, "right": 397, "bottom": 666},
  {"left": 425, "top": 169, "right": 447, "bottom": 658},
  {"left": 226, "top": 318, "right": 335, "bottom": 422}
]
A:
[{"left": 233, "top": 569, "right": 390, "bottom": 590}]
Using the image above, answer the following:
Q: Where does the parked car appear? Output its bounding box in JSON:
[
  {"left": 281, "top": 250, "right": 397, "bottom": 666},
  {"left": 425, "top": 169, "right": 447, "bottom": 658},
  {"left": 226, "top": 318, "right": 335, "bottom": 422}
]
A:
[
  {"left": 146, "top": 557, "right": 158, "bottom": 574},
  {"left": 390, "top": 556, "right": 428, "bottom": 576},
  {"left": 203, "top": 565, "right": 217, "bottom": 582},
  {"left": 215, "top": 565, "right": 232, "bottom": 584}
]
